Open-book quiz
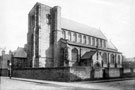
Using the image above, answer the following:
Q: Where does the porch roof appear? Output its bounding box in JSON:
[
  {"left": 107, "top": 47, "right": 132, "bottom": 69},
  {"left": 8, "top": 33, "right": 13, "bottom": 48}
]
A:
[{"left": 81, "top": 51, "right": 96, "bottom": 60}]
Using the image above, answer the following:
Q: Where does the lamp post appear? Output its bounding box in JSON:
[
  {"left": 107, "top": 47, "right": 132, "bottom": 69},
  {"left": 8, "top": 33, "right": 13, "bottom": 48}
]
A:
[
  {"left": 9, "top": 62, "right": 12, "bottom": 79},
  {"left": 10, "top": 52, "right": 14, "bottom": 79}
]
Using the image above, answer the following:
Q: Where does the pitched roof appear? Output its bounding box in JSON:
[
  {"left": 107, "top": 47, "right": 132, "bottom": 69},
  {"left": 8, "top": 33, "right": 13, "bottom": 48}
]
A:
[
  {"left": 81, "top": 51, "right": 96, "bottom": 59},
  {"left": 106, "top": 41, "right": 118, "bottom": 51},
  {"left": 14, "top": 47, "right": 27, "bottom": 58},
  {"left": 61, "top": 18, "right": 107, "bottom": 40}
]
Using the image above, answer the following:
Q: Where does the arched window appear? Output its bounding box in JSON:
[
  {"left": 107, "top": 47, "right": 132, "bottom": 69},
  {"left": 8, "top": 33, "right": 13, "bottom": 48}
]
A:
[
  {"left": 72, "top": 48, "right": 78, "bottom": 62},
  {"left": 111, "top": 54, "right": 115, "bottom": 64},
  {"left": 102, "top": 53, "right": 107, "bottom": 64},
  {"left": 118, "top": 55, "right": 120, "bottom": 64}
]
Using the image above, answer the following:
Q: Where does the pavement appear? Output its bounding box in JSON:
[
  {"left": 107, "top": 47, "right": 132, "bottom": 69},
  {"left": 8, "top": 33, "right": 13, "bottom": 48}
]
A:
[{"left": 1, "top": 76, "right": 135, "bottom": 90}]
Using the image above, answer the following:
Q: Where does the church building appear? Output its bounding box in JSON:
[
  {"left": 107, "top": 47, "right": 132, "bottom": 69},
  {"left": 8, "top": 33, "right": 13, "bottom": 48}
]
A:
[{"left": 27, "top": 2, "right": 123, "bottom": 70}]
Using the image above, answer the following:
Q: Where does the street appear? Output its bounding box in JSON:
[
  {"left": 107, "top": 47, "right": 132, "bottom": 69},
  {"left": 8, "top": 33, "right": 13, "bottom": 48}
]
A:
[{"left": 0, "top": 76, "right": 135, "bottom": 90}]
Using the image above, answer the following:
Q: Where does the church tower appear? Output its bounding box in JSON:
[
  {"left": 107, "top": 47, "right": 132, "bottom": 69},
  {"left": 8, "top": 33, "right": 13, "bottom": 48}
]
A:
[{"left": 27, "top": 2, "right": 62, "bottom": 68}]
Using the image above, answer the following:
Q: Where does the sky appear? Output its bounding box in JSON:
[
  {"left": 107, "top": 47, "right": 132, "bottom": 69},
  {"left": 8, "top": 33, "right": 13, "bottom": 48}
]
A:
[{"left": 0, "top": 0, "right": 135, "bottom": 58}]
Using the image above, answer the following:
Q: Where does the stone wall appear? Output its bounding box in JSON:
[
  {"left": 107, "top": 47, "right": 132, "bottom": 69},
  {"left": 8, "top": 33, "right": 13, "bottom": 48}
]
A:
[
  {"left": 94, "top": 69, "right": 103, "bottom": 78},
  {"left": 1, "top": 67, "right": 135, "bottom": 81},
  {"left": 13, "top": 67, "right": 70, "bottom": 81},
  {"left": 0, "top": 69, "right": 8, "bottom": 76},
  {"left": 70, "top": 66, "right": 91, "bottom": 81},
  {"left": 108, "top": 68, "right": 120, "bottom": 77},
  {"left": 12, "top": 67, "right": 92, "bottom": 81}
]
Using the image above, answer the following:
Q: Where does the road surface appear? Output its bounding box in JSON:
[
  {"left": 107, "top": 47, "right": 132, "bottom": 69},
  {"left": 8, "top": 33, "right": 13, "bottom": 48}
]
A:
[{"left": 0, "top": 77, "right": 135, "bottom": 90}]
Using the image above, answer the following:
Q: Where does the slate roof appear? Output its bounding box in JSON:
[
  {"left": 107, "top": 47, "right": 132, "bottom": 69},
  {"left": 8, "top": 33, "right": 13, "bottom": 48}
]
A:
[
  {"left": 81, "top": 51, "right": 96, "bottom": 59},
  {"left": 14, "top": 47, "right": 27, "bottom": 58},
  {"left": 61, "top": 18, "right": 107, "bottom": 40}
]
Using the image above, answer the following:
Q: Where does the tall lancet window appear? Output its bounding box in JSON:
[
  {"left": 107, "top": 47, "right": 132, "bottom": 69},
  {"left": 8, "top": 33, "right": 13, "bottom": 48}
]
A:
[
  {"left": 68, "top": 31, "right": 71, "bottom": 41},
  {"left": 74, "top": 33, "right": 77, "bottom": 42},
  {"left": 93, "top": 37, "right": 95, "bottom": 46},
  {"left": 83, "top": 35, "right": 86, "bottom": 44},
  {"left": 78, "top": 34, "right": 82, "bottom": 43},
  {"left": 73, "top": 32, "right": 77, "bottom": 42},
  {"left": 89, "top": 36, "right": 91, "bottom": 45}
]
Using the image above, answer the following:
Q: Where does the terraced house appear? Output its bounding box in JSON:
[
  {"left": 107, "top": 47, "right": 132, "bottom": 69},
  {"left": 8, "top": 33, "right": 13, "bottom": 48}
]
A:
[{"left": 27, "top": 2, "right": 123, "bottom": 78}]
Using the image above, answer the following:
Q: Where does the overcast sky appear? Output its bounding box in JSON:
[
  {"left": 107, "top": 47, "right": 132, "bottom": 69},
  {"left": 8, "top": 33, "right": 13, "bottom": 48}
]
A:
[{"left": 0, "top": 0, "right": 135, "bottom": 58}]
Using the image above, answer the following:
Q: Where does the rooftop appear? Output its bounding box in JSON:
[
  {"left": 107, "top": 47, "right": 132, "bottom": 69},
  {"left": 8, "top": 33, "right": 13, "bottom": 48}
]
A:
[
  {"left": 14, "top": 47, "right": 27, "bottom": 58},
  {"left": 81, "top": 51, "right": 96, "bottom": 59},
  {"left": 61, "top": 18, "right": 107, "bottom": 40}
]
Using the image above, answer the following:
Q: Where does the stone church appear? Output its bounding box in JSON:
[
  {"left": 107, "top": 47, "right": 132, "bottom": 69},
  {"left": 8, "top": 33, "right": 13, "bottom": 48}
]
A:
[{"left": 27, "top": 2, "right": 123, "bottom": 69}]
